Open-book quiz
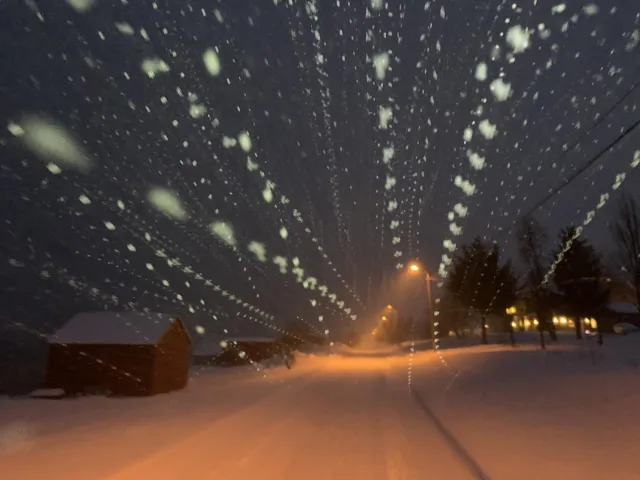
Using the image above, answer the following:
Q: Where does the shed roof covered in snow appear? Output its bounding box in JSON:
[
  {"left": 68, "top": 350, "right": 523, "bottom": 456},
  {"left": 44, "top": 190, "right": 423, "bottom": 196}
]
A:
[{"left": 49, "top": 312, "right": 183, "bottom": 345}]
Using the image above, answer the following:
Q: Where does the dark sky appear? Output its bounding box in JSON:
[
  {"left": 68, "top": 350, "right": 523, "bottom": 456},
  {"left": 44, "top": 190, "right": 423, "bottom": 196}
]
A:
[{"left": 1, "top": 0, "right": 639, "bottom": 340}]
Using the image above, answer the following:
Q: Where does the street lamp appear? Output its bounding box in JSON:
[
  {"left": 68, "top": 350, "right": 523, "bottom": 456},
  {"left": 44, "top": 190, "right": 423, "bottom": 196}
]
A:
[
  {"left": 408, "top": 262, "right": 436, "bottom": 339},
  {"left": 381, "top": 315, "right": 388, "bottom": 321}
]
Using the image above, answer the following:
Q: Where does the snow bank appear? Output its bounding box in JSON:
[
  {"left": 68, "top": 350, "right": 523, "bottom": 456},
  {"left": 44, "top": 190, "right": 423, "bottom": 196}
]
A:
[{"left": 408, "top": 335, "right": 640, "bottom": 479}]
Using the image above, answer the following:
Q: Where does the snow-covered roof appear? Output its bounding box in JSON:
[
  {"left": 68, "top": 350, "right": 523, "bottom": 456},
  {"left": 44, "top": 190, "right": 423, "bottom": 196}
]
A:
[
  {"left": 49, "top": 312, "right": 182, "bottom": 345},
  {"left": 608, "top": 303, "right": 640, "bottom": 315}
]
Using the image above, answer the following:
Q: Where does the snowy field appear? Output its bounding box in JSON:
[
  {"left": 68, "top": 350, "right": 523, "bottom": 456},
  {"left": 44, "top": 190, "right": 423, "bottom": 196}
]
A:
[{"left": 1, "top": 337, "right": 640, "bottom": 479}]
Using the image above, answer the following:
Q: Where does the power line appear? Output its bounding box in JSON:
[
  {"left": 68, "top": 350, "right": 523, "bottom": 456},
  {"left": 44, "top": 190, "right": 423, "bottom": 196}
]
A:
[
  {"left": 521, "top": 114, "right": 640, "bottom": 218},
  {"left": 512, "top": 75, "right": 640, "bottom": 221},
  {"left": 546, "top": 77, "right": 640, "bottom": 169}
]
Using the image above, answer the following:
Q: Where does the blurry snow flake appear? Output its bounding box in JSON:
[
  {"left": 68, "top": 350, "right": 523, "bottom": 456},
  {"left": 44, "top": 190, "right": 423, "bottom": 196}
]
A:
[
  {"left": 466, "top": 151, "right": 485, "bottom": 170},
  {"left": 238, "top": 132, "right": 252, "bottom": 152},
  {"left": 104, "top": 221, "right": 116, "bottom": 231},
  {"left": 147, "top": 187, "right": 189, "bottom": 221},
  {"left": 46, "top": 163, "right": 62, "bottom": 174},
  {"left": 373, "top": 52, "right": 390, "bottom": 81},
  {"left": 379, "top": 106, "right": 393, "bottom": 129},
  {"left": 490, "top": 78, "right": 512, "bottom": 102},
  {"left": 478, "top": 119, "right": 497, "bottom": 139},
  {"left": 632, "top": 150, "right": 640, "bottom": 168},
  {"left": 279, "top": 227, "right": 288, "bottom": 239},
  {"left": 382, "top": 146, "right": 395, "bottom": 164},
  {"left": 222, "top": 136, "right": 237, "bottom": 148},
  {"left": 141, "top": 58, "right": 170, "bottom": 78},
  {"left": 66, "top": 0, "right": 95, "bottom": 13},
  {"left": 612, "top": 173, "right": 625, "bottom": 190},
  {"left": 385, "top": 176, "right": 396, "bottom": 190},
  {"left": 273, "top": 256, "right": 288, "bottom": 274},
  {"left": 248, "top": 241, "right": 267, "bottom": 262},
  {"left": 583, "top": 4, "right": 598, "bottom": 15},
  {"left": 189, "top": 104, "right": 207, "bottom": 119},
  {"left": 12, "top": 115, "right": 93, "bottom": 172},
  {"left": 127, "top": 244, "right": 136, "bottom": 252},
  {"left": 247, "top": 158, "right": 259, "bottom": 171},
  {"left": 626, "top": 30, "right": 640, "bottom": 51},
  {"left": 263, "top": 181, "right": 275, "bottom": 203},
  {"left": 195, "top": 325, "right": 205, "bottom": 335},
  {"left": 454, "top": 176, "right": 475, "bottom": 196},
  {"left": 370, "top": 0, "right": 383, "bottom": 11},
  {"left": 203, "top": 48, "right": 221, "bottom": 76},
  {"left": 443, "top": 239, "right": 456, "bottom": 252},
  {"left": 78, "top": 194, "right": 91, "bottom": 205},
  {"left": 475, "top": 62, "right": 487, "bottom": 81},
  {"left": 453, "top": 203, "right": 468, "bottom": 217},
  {"left": 463, "top": 128, "right": 473, "bottom": 142},
  {"left": 551, "top": 4, "right": 566, "bottom": 14},
  {"left": 115, "top": 22, "right": 135, "bottom": 35},
  {"left": 7, "top": 122, "right": 24, "bottom": 136},
  {"left": 506, "top": 26, "right": 531, "bottom": 54},
  {"left": 210, "top": 221, "right": 237, "bottom": 247}
]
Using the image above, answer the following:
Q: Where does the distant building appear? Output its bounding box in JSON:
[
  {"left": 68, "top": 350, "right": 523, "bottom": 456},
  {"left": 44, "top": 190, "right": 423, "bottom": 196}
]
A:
[
  {"left": 192, "top": 338, "right": 224, "bottom": 366},
  {"left": 46, "top": 312, "right": 191, "bottom": 396},
  {"left": 216, "top": 337, "right": 280, "bottom": 365},
  {"left": 601, "top": 303, "right": 640, "bottom": 331}
]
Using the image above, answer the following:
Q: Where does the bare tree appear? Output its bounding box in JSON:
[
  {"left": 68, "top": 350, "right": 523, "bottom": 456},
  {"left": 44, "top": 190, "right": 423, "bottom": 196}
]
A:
[
  {"left": 517, "top": 215, "right": 556, "bottom": 346},
  {"left": 609, "top": 194, "right": 640, "bottom": 309}
]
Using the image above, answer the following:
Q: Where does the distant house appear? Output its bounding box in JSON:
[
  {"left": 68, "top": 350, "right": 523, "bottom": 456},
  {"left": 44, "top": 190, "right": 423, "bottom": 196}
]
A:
[
  {"left": 601, "top": 303, "right": 640, "bottom": 332},
  {"left": 192, "top": 338, "right": 224, "bottom": 366},
  {"left": 46, "top": 312, "right": 191, "bottom": 396},
  {"left": 215, "top": 337, "right": 280, "bottom": 365}
]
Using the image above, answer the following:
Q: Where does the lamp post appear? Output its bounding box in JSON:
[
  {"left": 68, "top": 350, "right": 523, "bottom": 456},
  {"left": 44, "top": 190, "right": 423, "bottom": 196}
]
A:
[{"left": 408, "top": 262, "right": 437, "bottom": 339}]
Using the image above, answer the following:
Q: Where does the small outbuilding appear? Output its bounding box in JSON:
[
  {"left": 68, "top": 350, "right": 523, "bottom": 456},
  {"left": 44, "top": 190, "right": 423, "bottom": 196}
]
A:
[
  {"left": 46, "top": 312, "right": 191, "bottom": 396},
  {"left": 216, "top": 337, "right": 281, "bottom": 365}
]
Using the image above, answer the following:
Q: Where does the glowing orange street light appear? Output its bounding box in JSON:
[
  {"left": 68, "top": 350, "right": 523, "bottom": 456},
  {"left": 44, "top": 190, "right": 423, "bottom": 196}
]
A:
[
  {"left": 407, "top": 261, "right": 435, "bottom": 338},
  {"left": 381, "top": 315, "right": 388, "bottom": 321},
  {"left": 386, "top": 304, "right": 393, "bottom": 310}
]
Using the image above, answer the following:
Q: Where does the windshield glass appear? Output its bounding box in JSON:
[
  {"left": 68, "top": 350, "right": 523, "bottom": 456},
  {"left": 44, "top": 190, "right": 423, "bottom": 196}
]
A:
[{"left": 2, "top": 1, "right": 640, "bottom": 479}]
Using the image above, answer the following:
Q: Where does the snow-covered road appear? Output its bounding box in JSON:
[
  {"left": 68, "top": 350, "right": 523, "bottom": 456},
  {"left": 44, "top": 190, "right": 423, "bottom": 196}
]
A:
[
  {"left": 2, "top": 338, "right": 640, "bottom": 479},
  {"left": 0, "top": 352, "right": 474, "bottom": 480}
]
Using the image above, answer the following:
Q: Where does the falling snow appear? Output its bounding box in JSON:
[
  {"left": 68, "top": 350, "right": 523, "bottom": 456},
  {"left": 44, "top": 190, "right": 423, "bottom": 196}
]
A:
[{"left": 1, "top": 2, "right": 640, "bottom": 474}]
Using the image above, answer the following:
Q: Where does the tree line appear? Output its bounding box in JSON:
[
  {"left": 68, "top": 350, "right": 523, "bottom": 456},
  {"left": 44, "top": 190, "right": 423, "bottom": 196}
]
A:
[{"left": 439, "top": 193, "right": 640, "bottom": 348}]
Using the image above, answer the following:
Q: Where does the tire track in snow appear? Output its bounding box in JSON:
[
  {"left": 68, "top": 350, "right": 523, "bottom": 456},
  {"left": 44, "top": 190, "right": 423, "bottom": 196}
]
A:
[{"left": 410, "top": 387, "right": 491, "bottom": 480}]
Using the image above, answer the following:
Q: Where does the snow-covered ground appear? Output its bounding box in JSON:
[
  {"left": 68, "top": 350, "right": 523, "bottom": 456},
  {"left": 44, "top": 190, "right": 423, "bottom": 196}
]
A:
[{"left": 1, "top": 337, "right": 640, "bottom": 479}]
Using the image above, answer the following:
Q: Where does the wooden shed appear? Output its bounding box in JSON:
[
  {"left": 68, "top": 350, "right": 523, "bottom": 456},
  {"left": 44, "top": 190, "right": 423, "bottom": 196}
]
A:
[{"left": 45, "top": 312, "right": 191, "bottom": 396}]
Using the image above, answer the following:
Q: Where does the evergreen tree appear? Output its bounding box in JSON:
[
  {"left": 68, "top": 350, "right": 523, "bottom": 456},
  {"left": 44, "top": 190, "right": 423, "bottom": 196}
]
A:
[
  {"left": 553, "top": 227, "right": 610, "bottom": 343},
  {"left": 446, "top": 237, "right": 518, "bottom": 344}
]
